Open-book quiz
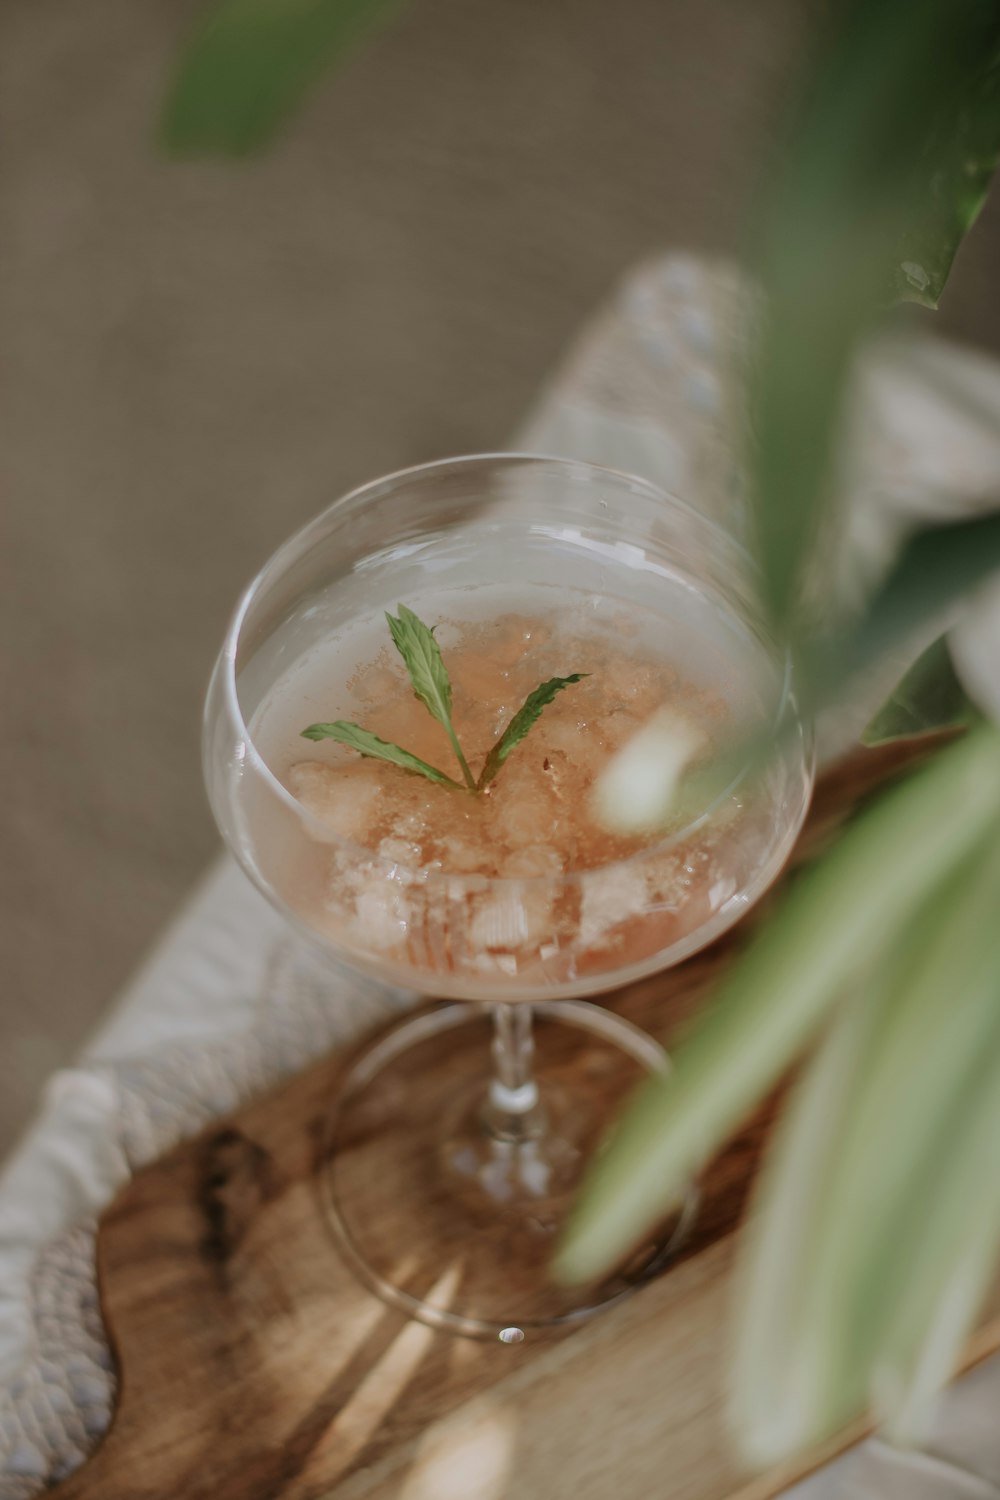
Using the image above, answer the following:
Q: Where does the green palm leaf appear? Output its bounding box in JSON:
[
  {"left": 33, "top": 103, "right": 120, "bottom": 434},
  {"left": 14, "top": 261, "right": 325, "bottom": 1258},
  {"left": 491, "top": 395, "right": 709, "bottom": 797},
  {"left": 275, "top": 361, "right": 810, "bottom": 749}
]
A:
[
  {"left": 730, "top": 830, "right": 1000, "bottom": 1461},
  {"left": 556, "top": 726, "right": 1000, "bottom": 1287}
]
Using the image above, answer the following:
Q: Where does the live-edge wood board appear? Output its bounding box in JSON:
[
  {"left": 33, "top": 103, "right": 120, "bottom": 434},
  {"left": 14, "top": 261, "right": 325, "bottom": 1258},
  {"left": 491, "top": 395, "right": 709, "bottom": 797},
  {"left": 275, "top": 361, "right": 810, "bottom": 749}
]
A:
[{"left": 49, "top": 738, "right": 1000, "bottom": 1500}]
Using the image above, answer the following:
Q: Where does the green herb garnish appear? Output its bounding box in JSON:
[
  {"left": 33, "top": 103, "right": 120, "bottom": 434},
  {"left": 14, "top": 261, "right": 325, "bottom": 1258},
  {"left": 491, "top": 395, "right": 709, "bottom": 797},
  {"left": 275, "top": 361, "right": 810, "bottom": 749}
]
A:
[
  {"left": 476, "top": 674, "right": 588, "bottom": 791},
  {"left": 301, "top": 606, "right": 587, "bottom": 793},
  {"left": 299, "top": 720, "right": 466, "bottom": 788},
  {"left": 384, "top": 604, "right": 476, "bottom": 790}
]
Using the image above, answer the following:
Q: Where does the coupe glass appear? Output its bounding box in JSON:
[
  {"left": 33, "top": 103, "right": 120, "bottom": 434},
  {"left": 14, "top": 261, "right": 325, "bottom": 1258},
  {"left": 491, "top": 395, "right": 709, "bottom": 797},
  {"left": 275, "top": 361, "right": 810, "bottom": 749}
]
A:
[{"left": 204, "top": 454, "right": 813, "bottom": 1340}]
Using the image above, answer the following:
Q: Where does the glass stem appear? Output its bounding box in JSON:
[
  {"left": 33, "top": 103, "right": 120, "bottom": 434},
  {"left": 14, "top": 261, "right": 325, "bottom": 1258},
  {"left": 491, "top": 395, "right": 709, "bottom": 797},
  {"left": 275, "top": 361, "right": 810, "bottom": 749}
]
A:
[{"left": 486, "top": 1003, "right": 542, "bottom": 1137}]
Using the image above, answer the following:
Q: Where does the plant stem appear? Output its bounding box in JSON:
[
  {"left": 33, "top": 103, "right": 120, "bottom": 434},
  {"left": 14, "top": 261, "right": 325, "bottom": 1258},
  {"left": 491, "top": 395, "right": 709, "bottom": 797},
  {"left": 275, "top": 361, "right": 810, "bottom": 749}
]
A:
[{"left": 444, "top": 723, "right": 477, "bottom": 792}]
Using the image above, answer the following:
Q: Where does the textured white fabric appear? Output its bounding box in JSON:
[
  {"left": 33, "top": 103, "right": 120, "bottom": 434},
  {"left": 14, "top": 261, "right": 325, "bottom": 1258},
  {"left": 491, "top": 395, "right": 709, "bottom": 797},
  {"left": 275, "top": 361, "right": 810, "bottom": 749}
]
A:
[
  {"left": 0, "top": 925, "right": 412, "bottom": 1497},
  {"left": 2, "top": 253, "right": 1000, "bottom": 1499}
]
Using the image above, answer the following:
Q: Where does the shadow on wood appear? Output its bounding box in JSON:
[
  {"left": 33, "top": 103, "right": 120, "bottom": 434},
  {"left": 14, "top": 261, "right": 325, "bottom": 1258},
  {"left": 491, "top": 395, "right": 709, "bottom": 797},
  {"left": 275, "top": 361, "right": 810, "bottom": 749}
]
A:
[{"left": 50, "top": 738, "right": 995, "bottom": 1500}]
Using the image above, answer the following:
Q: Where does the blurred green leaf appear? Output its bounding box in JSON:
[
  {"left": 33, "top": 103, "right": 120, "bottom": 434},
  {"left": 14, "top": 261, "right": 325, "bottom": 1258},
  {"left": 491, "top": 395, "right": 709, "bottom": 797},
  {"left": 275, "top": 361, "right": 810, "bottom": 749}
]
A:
[
  {"left": 161, "top": 0, "right": 402, "bottom": 157},
  {"left": 728, "top": 944, "right": 903, "bottom": 1466},
  {"left": 750, "top": 0, "right": 1000, "bottom": 627},
  {"left": 720, "top": 0, "right": 1000, "bottom": 1453},
  {"left": 877, "top": 1043, "right": 1000, "bottom": 1444},
  {"left": 730, "top": 832, "right": 1000, "bottom": 1462},
  {"left": 862, "top": 634, "right": 978, "bottom": 745},
  {"left": 827, "top": 510, "right": 1000, "bottom": 696},
  {"left": 555, "top": 725, "right": 1000, "bottom": 1287},
  {"left": 670, "top": 513, "right": 999, "bottom": 809},
  {"left": 892, "top": 46, "right": 1000, "bottom": 306}
]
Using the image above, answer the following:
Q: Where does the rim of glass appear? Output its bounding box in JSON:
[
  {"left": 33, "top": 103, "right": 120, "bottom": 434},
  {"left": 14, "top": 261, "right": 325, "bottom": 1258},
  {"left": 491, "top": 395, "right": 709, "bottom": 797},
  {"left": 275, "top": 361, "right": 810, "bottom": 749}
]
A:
[{"left": 213, "top": 452, "right": 803, "bottom": 894}]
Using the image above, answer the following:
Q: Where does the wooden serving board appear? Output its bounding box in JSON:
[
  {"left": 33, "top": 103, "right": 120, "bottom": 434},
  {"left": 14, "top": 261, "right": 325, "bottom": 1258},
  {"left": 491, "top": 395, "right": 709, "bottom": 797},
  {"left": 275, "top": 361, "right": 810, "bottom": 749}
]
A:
[{"left": 51, "top": 739, "right": 1000, "bottom": 1500}]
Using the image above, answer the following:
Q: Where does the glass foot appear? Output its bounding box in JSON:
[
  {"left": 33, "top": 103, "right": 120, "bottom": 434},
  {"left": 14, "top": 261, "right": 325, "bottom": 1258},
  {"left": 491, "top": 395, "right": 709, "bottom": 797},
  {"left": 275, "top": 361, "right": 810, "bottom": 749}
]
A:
[{"left": 321, "top": 1002, "right": 697, "bottom": 1340}]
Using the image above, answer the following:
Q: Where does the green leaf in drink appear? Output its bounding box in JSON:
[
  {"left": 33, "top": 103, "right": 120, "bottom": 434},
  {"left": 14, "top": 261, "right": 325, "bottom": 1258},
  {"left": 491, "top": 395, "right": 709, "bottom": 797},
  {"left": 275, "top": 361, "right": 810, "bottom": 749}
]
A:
[
  {"left": 385, "top": 604, "right": 477, "bottom": 790},
  {"left": 477, "top": 674, "right": 589, "bottom": 791},
  {"left": 301, "top": 605, "right": 588, "bottom": 796},
  {"left": 300, "top": 720, "right": 464, "bottom": 788}
]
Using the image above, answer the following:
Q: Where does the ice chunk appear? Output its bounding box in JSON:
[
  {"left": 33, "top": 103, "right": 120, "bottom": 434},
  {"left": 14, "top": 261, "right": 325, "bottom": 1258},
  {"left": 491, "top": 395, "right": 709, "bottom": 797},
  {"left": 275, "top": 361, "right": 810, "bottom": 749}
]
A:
[
  {"left": 645, "top": 849, "right": 689, "bottom": 907},
  {"left": 431, "top": 619, "right": 462, "bottom": 650},
  {"left": 489, "top": 616, "right": 552, "bottom": 669},
  {"left": 288, "top": 762, "right": 381, "bottom": 844},
  {"left": 469, "top": 891, "right": 531, "bottom": 950},
  {"left": 612, "top": 662, "right": 662, "bottom": 715},
  {"left": 502, "top": 845, "right": 565, "bottom": 880},
  {"left": 378, "top": 837, "right": 422, "bottom": 870},
  {"left": 352, "top": 664, "right": 402, "bottom": 703},
  {"left": 496, "top": 794, "right": 555, "bottom": 847},
  {"left": 591, "top": 709, "right": 642, "bottom": 751},
  {"left": 389, "top": 808, "right": 430, "bottom": 840},
  {"left": 468, "top": 886, "right": 553, "bottom": 952},
  {"left": 448, "top": 873, "right": 489, "bottom": 902},
  {"left": 438, "top": 838, "right": 488, "bottom": 874},
  {"left": 350, "top": 874, "right": 411, "bottom": 950},
  {"left": 578, "top": 864, "right": 650, "bottom": 949},
  {"left": 473, "top": 952, "right": 513, "bottom": 976},
  {"left": 537, "top": 718, "right": 585, "bottom": 758}
]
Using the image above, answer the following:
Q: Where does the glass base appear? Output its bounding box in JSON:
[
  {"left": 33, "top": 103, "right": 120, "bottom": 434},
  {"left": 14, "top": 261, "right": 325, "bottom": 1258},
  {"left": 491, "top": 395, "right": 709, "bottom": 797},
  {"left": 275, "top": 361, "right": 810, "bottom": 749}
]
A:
[{"left": 321, "top": 1002, "right": 697, "bottom": 1341}]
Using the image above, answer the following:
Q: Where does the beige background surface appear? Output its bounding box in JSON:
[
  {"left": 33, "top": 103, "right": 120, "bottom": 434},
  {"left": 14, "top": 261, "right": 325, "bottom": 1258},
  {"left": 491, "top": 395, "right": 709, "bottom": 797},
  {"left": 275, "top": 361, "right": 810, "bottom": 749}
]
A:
[{"left": 3, "top": 0, "right": 1000, "bottom": 1153}]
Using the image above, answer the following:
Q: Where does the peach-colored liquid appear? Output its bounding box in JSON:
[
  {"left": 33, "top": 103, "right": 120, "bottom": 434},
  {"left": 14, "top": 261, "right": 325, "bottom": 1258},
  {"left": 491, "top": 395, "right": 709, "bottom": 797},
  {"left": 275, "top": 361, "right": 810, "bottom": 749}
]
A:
[
  {"left": 252, "top": 603, "right": 775, "bottom": 990},
  {"left": 288, "top": 610, "right": 727, "bottom": 874}
]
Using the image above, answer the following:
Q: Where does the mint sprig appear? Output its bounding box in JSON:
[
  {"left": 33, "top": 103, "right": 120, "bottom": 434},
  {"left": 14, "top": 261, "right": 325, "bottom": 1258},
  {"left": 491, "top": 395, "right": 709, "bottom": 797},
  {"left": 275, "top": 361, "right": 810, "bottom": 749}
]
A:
[
  {"left": 384, "top": 604, "right": 476, "bottom": 790},
  {"left": 300, "top": 721, "right": 466, "bottom": 788},
  {"left": 477, "top": 675, "right": 589, "bottom": 791},
  {"left": 300, "top": 605, "right": 587, "bottom": 795}
]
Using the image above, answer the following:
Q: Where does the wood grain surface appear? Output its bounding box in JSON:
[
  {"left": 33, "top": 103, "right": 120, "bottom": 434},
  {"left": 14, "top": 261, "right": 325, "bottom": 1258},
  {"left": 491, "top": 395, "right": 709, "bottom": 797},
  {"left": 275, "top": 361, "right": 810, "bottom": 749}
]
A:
[{"left": 52, "top": 738, "right": 996, "bottom": 1500}]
